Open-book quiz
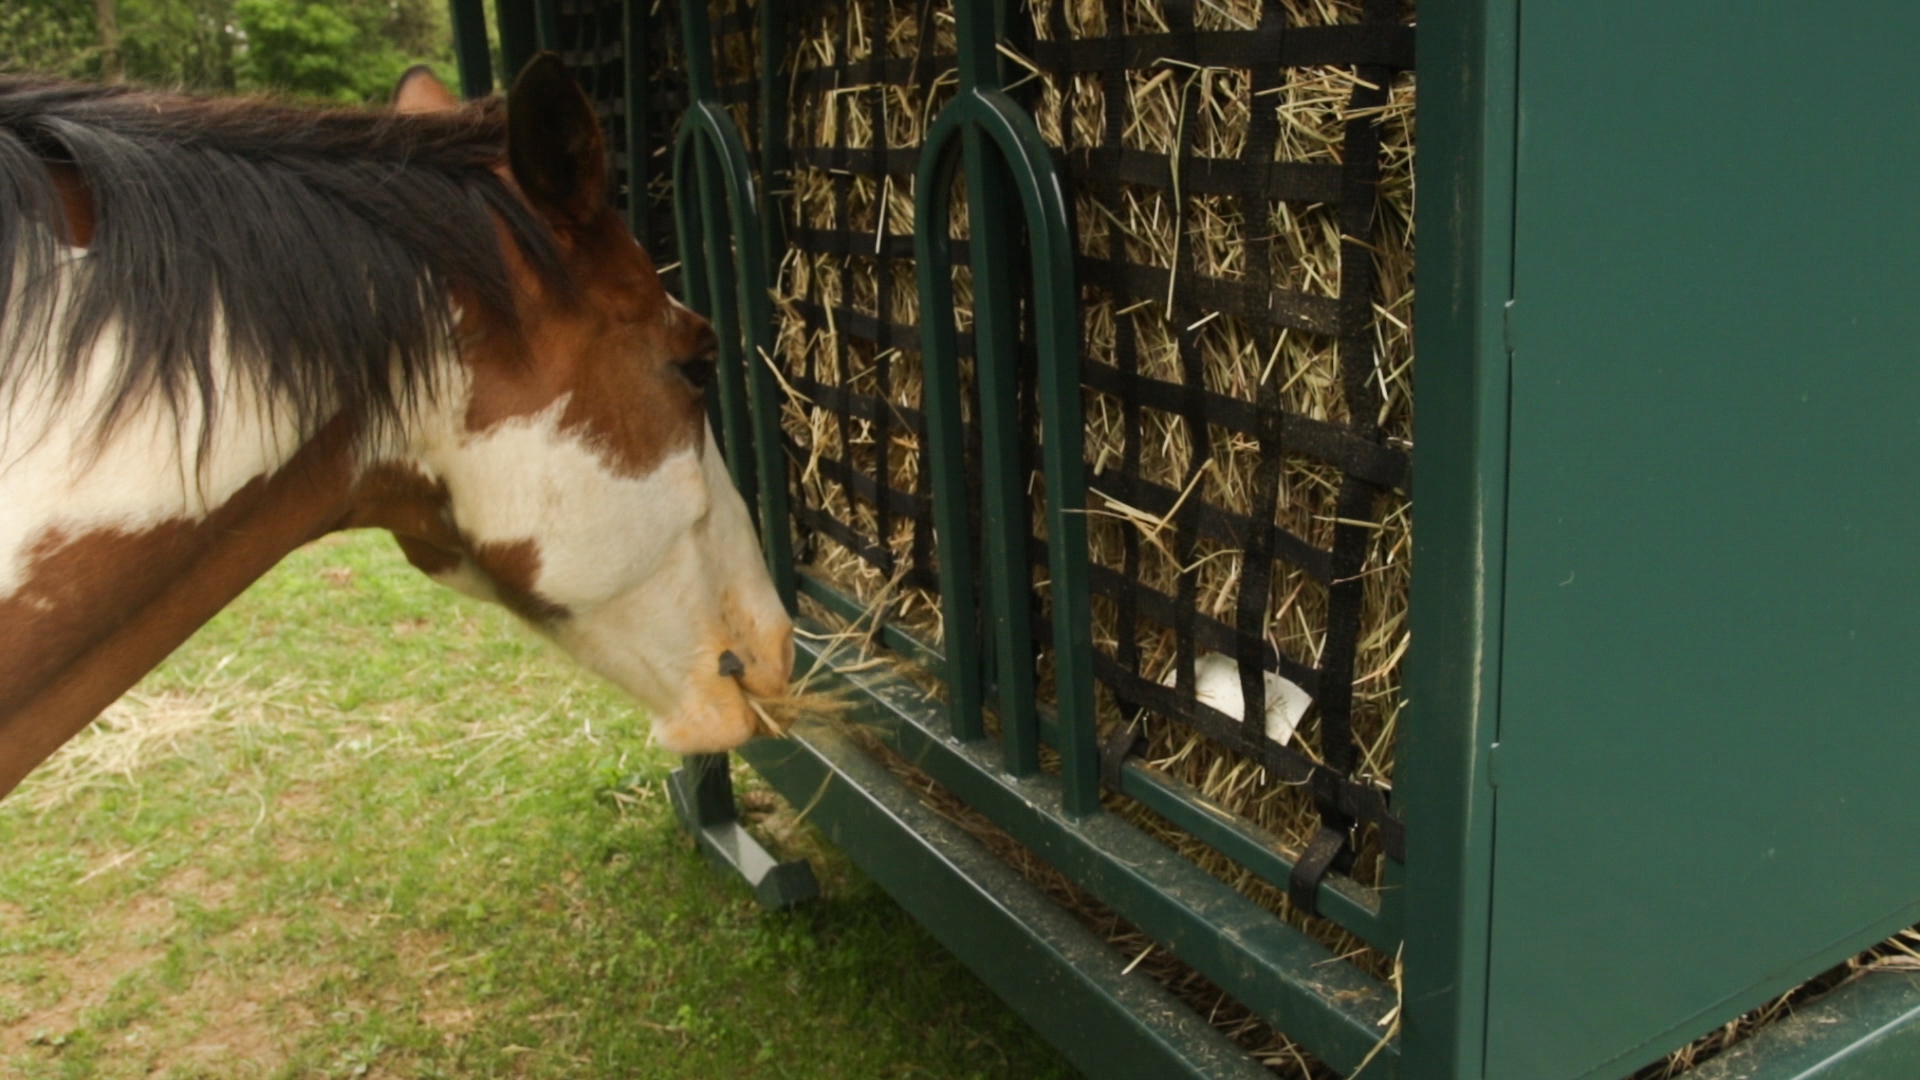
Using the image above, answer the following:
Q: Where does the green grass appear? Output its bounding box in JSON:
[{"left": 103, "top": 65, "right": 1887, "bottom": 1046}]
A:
[{"left": 0, "top": 531, "right": 1078, "bottom": 1079}]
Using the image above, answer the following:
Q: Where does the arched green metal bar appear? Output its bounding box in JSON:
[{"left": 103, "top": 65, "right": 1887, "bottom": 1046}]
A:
[
  {"left": 673, "top": 100, "right": 798, "bottom": 607},
  {"left": 914, "top": 85, "right": 1098, "bottom": 817},
  {"left": 674, "top": 117, "right": 755, "bottom": 498}
]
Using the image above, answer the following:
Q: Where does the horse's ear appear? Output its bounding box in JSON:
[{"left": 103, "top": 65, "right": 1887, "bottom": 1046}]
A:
[
  {"left": 507, "top": 52, "right": 607, "bottom": 227},
  {"left": 394, "top": 65, "right": 459, "bottom": 113}
]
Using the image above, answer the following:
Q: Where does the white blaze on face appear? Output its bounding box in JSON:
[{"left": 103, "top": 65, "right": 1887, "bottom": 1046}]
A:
[
  {"left": 417, "top": 386, "right": 790, "bottom": 751},
  {"left": 548, "top": 423, "right": 794, "bottom": 751},
  {"left": 421, "top": 393, "right": 709, "bottom": 609},
  {"left": 0, "top": 254, "right": 302, "bottom": 598}
]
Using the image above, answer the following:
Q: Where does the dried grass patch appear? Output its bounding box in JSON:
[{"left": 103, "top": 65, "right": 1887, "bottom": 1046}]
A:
[{"left": 21, "top": 663, "right": 307, "bottom": 813}]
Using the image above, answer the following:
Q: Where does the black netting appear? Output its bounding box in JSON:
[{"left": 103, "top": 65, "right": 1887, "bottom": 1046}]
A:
[
  {"left": 552, "top": 0, "right": 685, "bottom": 290},
  {"left": 1020, "top": 0, "right": 1413, "bottom": 888},
  {"left": 707, "top": 0, "right": 761, "bottom": 159},
  {"left": 774, "top": 0, "right": 961, "bottom": 631}
]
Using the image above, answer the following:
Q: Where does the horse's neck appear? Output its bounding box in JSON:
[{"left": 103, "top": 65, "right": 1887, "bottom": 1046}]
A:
[
  {"left": 0, "top": 299, "right": 372, "bottom": 799},
  {"left": 2, "top": 317, "right": 310, "bottom": 590}
]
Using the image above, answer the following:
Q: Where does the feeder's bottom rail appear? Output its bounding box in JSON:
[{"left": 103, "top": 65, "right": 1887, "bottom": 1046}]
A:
[
  {"left": 796, "top": 568, "right": 1401, "bottom": 950},
  {"left": 747, "top": 627, "right": 1399, "bottom": 1077},
  {"left": 1682, "top": 972, "right": 1920, "bottom": 1080},
  {"left": 738, "top": 709, "right": 1275, "bottom": 1080}
]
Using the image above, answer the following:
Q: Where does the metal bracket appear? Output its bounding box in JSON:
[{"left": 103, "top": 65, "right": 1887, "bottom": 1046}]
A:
[{"left": 668, "top": 753, "right": 818, "bottom": 910}]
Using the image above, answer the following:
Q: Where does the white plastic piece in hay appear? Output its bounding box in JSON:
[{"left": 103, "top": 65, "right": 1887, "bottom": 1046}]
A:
[{"left": 1161, "top": 651, "right": 1312, "bottom": 746}]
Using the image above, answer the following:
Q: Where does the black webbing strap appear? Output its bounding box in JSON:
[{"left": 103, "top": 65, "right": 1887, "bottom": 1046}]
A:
[
  {"left": 1101, "top": 722, "right": 1147, "bottom": 793},
  {"left": 1290, "top": 826, "right": 1349, "bottom": 916},
  {"left": 1166, "top": 8, "right": 1209, "bottom": 751},
  {"left": 1025, "top": 24, "right": 1413, "bottom": 74},
  {"left": 1230, "top": 12, "right": 1288, "bottom": 760}
]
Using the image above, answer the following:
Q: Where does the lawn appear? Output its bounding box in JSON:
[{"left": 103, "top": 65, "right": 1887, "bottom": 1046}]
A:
[{"left": 0, "top": 530, "right": 1078, "bottom": 1079}]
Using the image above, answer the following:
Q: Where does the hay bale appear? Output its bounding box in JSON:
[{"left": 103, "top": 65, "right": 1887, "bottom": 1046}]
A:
[
  {"left": 775, "top": 0, "right": 957, "bottom": 643},
  {"left": 1019, "top": 0, "right": 1414, "bottom": 973},
  {"left": 769, "top": 0, "right": 1412, "bottom": 1068}
]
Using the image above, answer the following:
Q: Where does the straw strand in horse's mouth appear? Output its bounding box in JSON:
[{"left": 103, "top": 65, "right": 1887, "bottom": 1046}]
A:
[
  {"left": 740, "top": 682, "right": 854, "bottom": 739},
  {"left": 717, "top": 644, "right": 858, "bottom": 737}
]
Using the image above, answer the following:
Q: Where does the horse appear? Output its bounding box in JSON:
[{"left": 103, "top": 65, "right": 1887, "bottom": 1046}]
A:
[{"left": 0, "top": 57, "right": 794, "bottom": 801}]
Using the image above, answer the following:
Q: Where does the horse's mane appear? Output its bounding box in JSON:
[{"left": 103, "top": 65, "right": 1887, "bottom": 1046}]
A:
[{"left": 0, "top": 76, "right": 569, "bottom": 449}]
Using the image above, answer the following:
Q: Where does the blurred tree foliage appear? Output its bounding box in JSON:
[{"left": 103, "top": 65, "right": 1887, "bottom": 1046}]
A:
[{"left": 1, "top": 0, "right": 457, "bottom": 102}]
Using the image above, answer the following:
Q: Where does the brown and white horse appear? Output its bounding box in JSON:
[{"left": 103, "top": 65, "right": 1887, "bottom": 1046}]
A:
[{"left": 0, "top": 58, "right": 793, "bottom": 801}]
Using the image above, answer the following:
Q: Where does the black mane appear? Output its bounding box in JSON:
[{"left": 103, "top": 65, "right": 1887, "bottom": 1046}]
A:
[{"left": 0, "top": 76, "right": 568, "bottom": 447}]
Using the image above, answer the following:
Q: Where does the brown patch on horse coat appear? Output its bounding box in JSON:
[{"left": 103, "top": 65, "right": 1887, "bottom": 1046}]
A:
[
  {"left": 393, "top": 535, "right": 462, "bottom": 577},
  {"left": 458, "top": 210, "right": 714, "bottom": 479},
  {"left": 471, "top": 539, "right": 569, "bottom": 624},
  {"left": 341, "top": 463, "right": 462, "bottom": 576},
  {"left": 48, "top": 162, "right": 95, "bottom": 249},
  {"left": 1, "top": 521, "right": 206, "bottom": 717},
  {"left": 0, "top": 419, "right": 360, "bottom": 801},
  {"left": 340, "top": 462, "right": 568, "bottom": 622}
]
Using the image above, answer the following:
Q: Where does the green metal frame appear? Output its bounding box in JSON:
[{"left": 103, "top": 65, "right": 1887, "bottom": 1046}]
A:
[
  {"left": 754, "top": 629, "right": 1400, "bottom": 1076},
  {"left": 1396, "top": 0, "right": 1517, "bottom": 1074},
  {"left": 911, "top": 0, "right": 1099, "bottom": 814},
  {"left": 737, "top": 651, "right": 1278, "bottom": 1080},
  {"left": 670, "top": 0, "right": 794, "bottom": 606},
  {"left": 1685, "top": 974, "right": 1920, "bottom": 1080},
  {"left": 456, "top": 1, "right": 1920, "bottom": 1077},
  {"left": 445, "top": 0, "right": 492, "bottom": 97},
  {"left": 666, "top": 754, "right": 817, "bottom": 909},
  {"left": 493, "top": 0, "right": 543, "bottom": 80}
]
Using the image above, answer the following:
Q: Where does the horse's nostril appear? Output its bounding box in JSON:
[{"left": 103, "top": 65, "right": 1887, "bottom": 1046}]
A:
[{"left": 717, "top": 650, "right": 746, "bottom": 678}]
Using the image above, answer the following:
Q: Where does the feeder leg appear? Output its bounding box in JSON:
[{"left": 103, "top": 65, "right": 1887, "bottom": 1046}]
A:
[{"left": 669, "top": 753, "right": 818, "bottom": 910}]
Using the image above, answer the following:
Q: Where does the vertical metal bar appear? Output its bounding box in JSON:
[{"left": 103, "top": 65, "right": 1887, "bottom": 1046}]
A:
[
  {"left": 496, "top": 0, "right": 539, "bottom": 79},
  {"left": 757, "top": 0, "right": 789, "bottom": 182},
  {"left": 963, "top": 125, "right": 1041, "bottom": 778},
  {"left": 951, "top": 0, "right": 997, "bottom": 92},
  {"left": 678, "top": 0, "right": 718, "bottom": 99},
  {"left": 1015, "top": 154, "right": 1099, "bottom": 817},
  {"left": 693, "top": 142, "right": 760, "bottom": 502},
  {"left": 971, "top": 110, "right": 1097, "bottom": 813},
  {"left": 621, "top": 0, "right": 650, "bottom": 240},
  {"left": 914, "top": 133, "right": 987, "bottom": 743},
  {"left": 1398, "top": 0, "right": 1519, "bottom": 1076},
  {"left": 673, "top": 142, "right": 714, "bottom": 324},
  {"left": 748, "top": 0, "right": 798, "bottom": 609},
  {"left": 670, "top": 0, "right": 796, "bottom": 607},
  {"left": 963, "top": 0, "right": 1096, "bottom": 810},
  {"left": 532, "top": 0, "right": 560, "bottom": 51},
  {"left": 914, "top": 0, "right": 1091, "bottom": 796},
  {"left": 447, "top": 0, "right": 494, "bottom": 98}
]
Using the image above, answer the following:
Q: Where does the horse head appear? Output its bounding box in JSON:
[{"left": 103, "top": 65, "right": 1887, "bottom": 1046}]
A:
[{"left": 368, "top": 60, "right": 793, "bottom": 753}]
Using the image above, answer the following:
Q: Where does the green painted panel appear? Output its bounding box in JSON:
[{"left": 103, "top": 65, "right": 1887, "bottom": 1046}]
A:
[{"left": 1488, "top": 6, "right": 1920, "bottom": 1080}]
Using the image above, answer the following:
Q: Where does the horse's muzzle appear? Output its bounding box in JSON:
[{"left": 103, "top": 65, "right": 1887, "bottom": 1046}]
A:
[{"left": 651, "top": 618, "right": 794, "bottom": 754}]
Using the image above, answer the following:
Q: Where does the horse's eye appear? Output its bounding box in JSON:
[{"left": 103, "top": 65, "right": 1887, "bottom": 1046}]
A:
[{"left": 677, "top": 354, "right": 716, "bottom": 391}]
